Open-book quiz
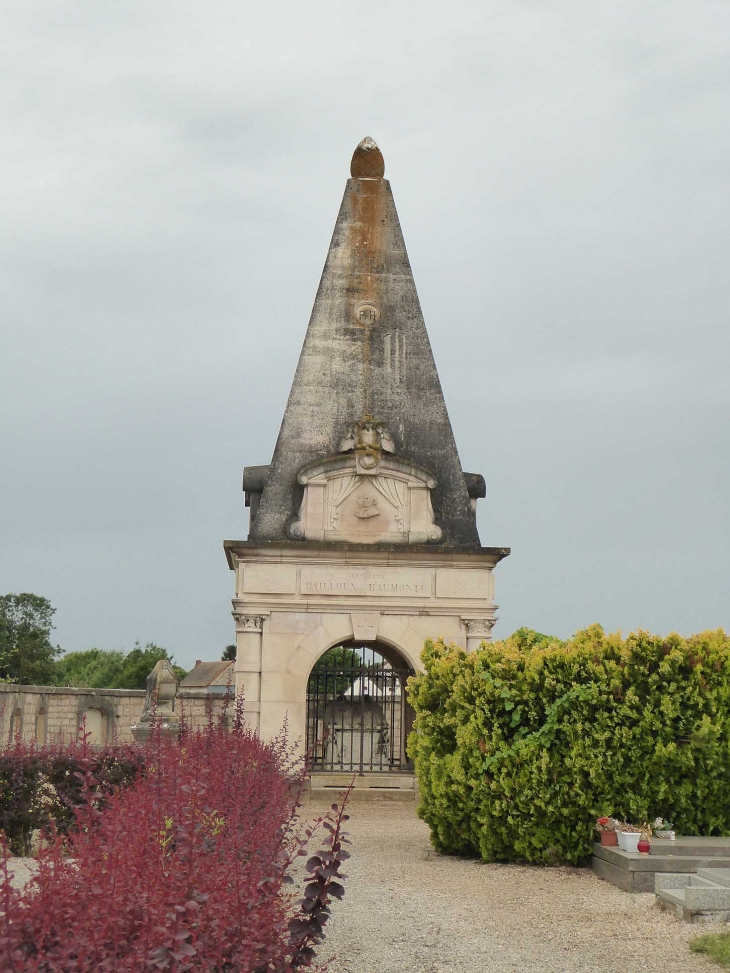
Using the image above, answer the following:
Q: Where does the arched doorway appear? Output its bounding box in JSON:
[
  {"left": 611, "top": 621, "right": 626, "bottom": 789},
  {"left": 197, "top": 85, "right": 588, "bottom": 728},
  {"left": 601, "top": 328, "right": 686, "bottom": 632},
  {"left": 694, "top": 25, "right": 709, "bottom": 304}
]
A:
[
  {"left": 306, "top": 641, "right": 415, "bottom": 775},
  {"left": 35, "top": 707, "right": 47, "bottom": 745},
  {"left": 79, "top": 707, "right": 106, "bottom": 744},
  {"left": 8, "top": 707, "right": 22, "bottom": 743}
]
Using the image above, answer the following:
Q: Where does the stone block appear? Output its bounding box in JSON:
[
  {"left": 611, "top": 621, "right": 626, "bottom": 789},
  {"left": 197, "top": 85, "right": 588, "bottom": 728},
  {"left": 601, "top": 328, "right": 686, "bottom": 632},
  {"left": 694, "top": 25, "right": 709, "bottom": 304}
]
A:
[
  {"left": 655, "top": 873, "right": 692, "bottom": 893},
  {"left": 351, "top": 612, "right": 380, "bottom": 641},
  {"left": 269, "top": 611, "right": 322, "bottom": 634},
  {"left": 243, "top": 565, "right": 297, "bottom": 594},
  {"left": 436, "top": 569, "right": 490, "bottom": 599}
]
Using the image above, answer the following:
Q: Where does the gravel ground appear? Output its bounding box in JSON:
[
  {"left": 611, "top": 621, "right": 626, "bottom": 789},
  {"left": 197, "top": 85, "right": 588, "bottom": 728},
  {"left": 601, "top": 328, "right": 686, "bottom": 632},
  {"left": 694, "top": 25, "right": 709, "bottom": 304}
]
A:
[
  {"left": 4, "top": 808, "right": 722, "bottom": 972},
  {"left": 310, "top": 800, "right": 722, "bottom": 973},
  {"left": 4, "top": 858, "right": 37, "bottom": 889}
]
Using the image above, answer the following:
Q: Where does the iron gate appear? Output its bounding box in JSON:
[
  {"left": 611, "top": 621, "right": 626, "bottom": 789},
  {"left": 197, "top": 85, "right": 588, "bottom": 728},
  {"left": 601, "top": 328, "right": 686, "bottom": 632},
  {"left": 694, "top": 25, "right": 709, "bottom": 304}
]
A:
[{"left": 306, "top": 646, "right": 414, "bottom": 774}]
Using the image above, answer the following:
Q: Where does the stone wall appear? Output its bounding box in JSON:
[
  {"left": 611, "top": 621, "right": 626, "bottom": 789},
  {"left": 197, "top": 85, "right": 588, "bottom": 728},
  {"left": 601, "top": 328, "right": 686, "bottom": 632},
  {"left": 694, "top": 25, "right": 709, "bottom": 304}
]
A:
[{"left": 0, "top": 684, "right": 234, "bottom": 745}]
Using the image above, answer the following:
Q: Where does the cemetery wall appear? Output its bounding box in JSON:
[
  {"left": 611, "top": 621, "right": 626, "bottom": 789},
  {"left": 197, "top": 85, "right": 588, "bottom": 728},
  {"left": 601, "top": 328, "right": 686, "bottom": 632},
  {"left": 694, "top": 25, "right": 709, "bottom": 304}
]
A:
[{"left": 0, "top": 683, "right": 232, "bottom": 745}]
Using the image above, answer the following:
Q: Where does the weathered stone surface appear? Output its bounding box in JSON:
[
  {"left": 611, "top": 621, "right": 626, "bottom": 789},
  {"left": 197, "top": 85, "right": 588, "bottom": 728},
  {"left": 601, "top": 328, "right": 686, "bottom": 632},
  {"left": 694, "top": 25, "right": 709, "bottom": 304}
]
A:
[
  {"left": 248, "top": 140, "right": 483, "bottom": 550},
  {"left": 697, "top": 867, "right": 730, "bottom": 888},
  {"left": 652, "top": 836, "right": 730, "bottom": 857},
  {"left": 436, "top": 568, "right": 490, "bottom": 599},
  {"left": 0, "top": 683, "right": 233, "bottom": 744},
  {"left": 224, "top": 140, "right": 509, "bottom": 755}
]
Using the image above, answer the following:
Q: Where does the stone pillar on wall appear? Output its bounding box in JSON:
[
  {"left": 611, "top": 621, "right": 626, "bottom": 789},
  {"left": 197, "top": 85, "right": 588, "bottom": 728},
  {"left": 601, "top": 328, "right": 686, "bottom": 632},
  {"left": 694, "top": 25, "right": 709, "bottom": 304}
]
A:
[
  {"left": 233, "top": 611, "right": 266, "bottom": 733},
  {"left": 463, "top": 614, "right": 498, "bottom": 653}
]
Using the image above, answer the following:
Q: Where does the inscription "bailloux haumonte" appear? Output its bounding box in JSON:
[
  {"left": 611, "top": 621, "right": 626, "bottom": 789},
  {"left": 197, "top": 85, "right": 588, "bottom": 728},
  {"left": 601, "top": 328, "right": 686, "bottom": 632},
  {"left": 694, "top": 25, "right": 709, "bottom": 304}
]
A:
[
  {"left": 300, "top": 568, "right": 431, "bottom": 597},
  {"left": 304, "top": 580, "right": 428, "bottom": 595}
]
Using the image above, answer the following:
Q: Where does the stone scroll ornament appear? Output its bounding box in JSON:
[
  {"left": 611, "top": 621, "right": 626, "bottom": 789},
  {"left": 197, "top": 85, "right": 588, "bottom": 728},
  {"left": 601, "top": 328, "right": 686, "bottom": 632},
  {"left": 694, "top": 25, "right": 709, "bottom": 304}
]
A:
[{"left": 289, "top": 415, "right": 443, "bottom": 544}]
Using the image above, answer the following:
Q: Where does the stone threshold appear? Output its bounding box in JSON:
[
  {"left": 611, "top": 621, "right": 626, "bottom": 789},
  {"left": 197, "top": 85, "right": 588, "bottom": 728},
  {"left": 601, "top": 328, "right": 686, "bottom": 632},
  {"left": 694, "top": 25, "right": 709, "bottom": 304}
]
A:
[{"left": 306, "top": 771, "right": 417, "bottom": 803}]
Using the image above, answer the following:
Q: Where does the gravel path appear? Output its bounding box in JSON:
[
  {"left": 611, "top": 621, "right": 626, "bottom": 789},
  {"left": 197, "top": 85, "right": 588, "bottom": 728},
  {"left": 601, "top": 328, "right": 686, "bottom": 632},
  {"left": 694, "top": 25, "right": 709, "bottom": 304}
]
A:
[
  {"left": 311, "top": 800, "right": 721, "bottom": 973},
  {"left": 4, "top": 858, "right": 37, "bottom": 889},
  {"left": 4, "top": 808, "right": 722, "bottom": 972}
]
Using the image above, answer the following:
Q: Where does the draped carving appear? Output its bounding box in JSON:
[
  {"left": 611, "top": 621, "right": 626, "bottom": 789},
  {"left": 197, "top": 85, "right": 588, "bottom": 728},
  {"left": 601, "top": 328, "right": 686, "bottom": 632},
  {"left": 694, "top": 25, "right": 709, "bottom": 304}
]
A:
[
  {"left": 371, "top": 476, "right": 409, "bottom": 532},
  {"left": 325, "top": 475, "right": 359, "bottom": 528},
  {"left": 290, "top": 451, "right": 441, "bottom": 544}
]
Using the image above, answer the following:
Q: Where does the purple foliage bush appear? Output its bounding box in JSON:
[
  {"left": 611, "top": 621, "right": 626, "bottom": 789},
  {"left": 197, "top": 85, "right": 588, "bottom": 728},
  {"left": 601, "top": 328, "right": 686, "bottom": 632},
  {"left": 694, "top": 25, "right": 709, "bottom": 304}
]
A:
[
  {"left": 0, "top": 737, "right": 144, "bottom": 855},
  {"left": 0, "top": 710, "right": 349, "bottom": 971}
]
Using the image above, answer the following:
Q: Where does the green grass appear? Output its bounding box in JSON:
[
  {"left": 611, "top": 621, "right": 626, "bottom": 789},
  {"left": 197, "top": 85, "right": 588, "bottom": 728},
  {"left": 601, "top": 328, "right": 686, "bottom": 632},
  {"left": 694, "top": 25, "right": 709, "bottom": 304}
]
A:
[{"left": 691, "top": 933, "right": 730, "bottom": 968}]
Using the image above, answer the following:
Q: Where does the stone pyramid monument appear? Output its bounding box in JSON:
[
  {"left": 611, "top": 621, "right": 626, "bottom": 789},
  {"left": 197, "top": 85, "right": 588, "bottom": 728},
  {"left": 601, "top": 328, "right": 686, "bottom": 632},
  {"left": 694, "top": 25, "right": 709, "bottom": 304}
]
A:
[
  {"left": 224, "top": 138, "right": 509, "bottom": 741},
  {"left": 249, "top": 137, "right": 480, "bottom": 549}
]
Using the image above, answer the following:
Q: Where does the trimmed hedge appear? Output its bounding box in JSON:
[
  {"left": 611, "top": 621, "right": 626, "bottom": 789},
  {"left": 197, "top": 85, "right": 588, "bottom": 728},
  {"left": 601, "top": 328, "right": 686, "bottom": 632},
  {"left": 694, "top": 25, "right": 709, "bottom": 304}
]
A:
[{"left": 407, "top": 625, "right": 730, "bottom": 864}]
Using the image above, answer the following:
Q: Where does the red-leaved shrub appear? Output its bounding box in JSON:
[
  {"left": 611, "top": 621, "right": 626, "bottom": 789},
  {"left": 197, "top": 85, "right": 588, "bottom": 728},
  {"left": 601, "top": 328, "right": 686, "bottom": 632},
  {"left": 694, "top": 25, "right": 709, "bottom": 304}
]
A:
[
  {"left": 0, "top": 737, "right": 145, "bottom": 855},
  {"left": 0, "top": 710, "right": 349, "bottom": 972}
]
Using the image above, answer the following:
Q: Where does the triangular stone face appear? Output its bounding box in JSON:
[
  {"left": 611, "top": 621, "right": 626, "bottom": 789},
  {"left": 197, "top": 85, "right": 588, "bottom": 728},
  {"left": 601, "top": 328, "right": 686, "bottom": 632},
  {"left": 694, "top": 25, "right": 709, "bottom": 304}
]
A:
[{"left": 248, "top": 139, "right": 482, "bottom": 550}]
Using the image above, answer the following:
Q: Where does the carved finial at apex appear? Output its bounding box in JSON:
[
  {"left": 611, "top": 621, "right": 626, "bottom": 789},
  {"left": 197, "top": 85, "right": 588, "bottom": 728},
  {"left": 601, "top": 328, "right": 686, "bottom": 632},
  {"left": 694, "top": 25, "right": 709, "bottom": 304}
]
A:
[{"left": 350, "top": 137, "right": 385, "bottom": 178}]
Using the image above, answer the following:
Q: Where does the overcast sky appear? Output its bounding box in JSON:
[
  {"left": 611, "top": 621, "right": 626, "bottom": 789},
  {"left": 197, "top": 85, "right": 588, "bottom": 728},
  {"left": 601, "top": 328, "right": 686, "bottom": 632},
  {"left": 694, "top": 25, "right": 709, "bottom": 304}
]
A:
[{"left": 2, "top": 1, "right": 729, "bottom": 670}]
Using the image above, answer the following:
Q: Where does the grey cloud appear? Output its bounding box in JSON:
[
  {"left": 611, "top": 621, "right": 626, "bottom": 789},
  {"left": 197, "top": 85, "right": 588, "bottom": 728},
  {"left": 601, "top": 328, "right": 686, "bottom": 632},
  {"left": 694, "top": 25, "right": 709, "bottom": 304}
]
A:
[{"left": 1, "top": 0, "right": 728, "bottom": 666}]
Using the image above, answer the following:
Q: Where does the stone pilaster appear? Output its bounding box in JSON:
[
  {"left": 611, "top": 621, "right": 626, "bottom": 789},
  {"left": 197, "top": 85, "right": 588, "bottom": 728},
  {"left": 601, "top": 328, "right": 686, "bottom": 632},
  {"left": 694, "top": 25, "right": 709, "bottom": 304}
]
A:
[{"left": 233, "top": 611, "right": 267, "bottom": 731}]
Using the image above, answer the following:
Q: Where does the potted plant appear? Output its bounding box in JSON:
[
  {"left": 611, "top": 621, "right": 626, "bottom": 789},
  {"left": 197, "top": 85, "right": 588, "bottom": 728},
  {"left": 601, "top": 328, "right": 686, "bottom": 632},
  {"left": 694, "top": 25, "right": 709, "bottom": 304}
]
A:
[
  {"left": 653, "top": 817, "right": 676, "bottom": 840},
  {"left": 616, "top": 822, "right": 642, "bottom": 853},
  {"left": 595, "top": 816, "right": 620, "bottom": 846}
]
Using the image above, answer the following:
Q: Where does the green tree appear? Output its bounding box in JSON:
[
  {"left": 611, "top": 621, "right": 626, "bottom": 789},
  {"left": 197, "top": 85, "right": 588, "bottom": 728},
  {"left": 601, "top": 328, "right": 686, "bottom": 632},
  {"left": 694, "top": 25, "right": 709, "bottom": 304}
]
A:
[
  {"left": 55, "top": 642, "right": 187, "bottom": 689},
  {"left": 506, "top": 627, "right": 564, "bottom": 651},
  {"left": 54, "top": 648, "right": 126, "bottom": 688},
  {"left": 0, "top": 593, "right": 62, "bottom": 684},
  {"left": 308, "top": 645, "right": 368, "bottom": 695},
  {"left": 222, "top": 644, "right": 236, "bottom": 661},
  {"left": 118, "top": 642, "right": 187, "bottom": 689}
]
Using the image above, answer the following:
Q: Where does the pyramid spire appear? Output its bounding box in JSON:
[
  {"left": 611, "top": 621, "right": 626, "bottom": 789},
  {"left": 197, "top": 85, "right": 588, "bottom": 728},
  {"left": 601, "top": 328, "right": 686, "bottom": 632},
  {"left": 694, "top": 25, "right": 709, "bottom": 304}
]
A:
[{"left": 246, "top": 138, "right": 483, "bottom": 549}]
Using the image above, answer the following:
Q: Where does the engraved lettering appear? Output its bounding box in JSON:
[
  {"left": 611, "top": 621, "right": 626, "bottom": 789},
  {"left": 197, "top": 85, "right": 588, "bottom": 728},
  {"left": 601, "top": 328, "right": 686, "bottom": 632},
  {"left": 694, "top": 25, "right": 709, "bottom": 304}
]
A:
[{"left": 300, "top": 567, "right": 430, "bottom": 597}]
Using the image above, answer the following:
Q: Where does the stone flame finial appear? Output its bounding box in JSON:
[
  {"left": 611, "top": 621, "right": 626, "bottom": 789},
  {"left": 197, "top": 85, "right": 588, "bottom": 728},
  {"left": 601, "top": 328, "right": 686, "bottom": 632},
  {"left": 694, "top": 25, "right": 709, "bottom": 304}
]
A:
[{"left": 350, "top": 137, "right": 385, "bottom": 178}]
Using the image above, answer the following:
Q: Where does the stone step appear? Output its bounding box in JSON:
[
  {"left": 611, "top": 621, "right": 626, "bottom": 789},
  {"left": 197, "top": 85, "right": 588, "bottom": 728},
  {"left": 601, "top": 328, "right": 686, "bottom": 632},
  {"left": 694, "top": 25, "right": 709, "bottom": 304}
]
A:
[
  {"left": 656, "top": 873, "right": 730, "bottom": 911},
  {"left": 697, "top": 867, "right": 730, "bottom": 888},
  {"left": 311, "top": 772, "right": 415, "bottom": 789},
  {"left": 689, "top": 876, "right": 725, "bottom": 888},
  {"left": 307, "top": 772, "right": 417, "bottom": 802},
  {"left": 651, "top": 837, "right": 730, "bottom": 857},
  {"left": 310, "top": 787, "right": 416, "bottom": 803}
]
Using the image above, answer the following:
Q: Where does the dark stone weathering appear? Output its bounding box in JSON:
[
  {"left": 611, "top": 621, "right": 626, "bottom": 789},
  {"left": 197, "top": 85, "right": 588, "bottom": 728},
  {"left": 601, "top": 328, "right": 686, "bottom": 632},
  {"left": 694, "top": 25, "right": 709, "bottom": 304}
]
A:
[{"left": 246, "top": 137, "right": 485, "bottom": 551}]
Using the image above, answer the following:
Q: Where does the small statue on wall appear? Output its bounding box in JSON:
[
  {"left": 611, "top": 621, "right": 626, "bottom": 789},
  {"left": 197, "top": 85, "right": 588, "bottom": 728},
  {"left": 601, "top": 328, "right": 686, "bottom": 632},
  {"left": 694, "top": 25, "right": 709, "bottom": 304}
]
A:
[{"left": 131, "top": 659, "right": 180, "bottom": 743}]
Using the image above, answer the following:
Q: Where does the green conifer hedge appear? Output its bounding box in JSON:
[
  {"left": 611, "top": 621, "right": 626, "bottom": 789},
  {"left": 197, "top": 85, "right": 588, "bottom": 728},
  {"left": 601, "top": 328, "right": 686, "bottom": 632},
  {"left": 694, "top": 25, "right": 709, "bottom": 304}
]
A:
[{"left": 407, "top": 625, "right": 730, "bottom": 864}]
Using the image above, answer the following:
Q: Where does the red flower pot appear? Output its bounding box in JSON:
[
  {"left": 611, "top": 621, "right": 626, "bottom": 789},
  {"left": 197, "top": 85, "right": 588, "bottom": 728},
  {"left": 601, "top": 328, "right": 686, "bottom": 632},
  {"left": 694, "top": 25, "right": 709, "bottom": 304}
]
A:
[
  {"left": 600, "top": 831, "right": 618, "bottom": 846},
  {"left": 637, "top": 839, "right": 651, "bottom": 854}
]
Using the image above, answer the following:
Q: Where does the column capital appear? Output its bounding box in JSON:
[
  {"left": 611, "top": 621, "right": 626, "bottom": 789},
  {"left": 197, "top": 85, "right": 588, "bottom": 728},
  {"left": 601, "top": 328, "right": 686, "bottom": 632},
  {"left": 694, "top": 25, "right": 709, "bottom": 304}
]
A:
[
  {"left": 233, "top": 612, "right": 266, "bottom": 633},
  {"left": 463, "top": 617, "right": 497, "bottom": 637}
]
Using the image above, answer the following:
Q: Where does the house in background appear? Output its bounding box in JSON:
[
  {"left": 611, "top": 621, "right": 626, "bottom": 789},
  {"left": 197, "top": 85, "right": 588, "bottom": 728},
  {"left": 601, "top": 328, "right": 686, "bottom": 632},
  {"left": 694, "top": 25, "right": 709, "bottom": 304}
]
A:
[{"left": 179, "top": 661, "right": 235, "bottom": 695}]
